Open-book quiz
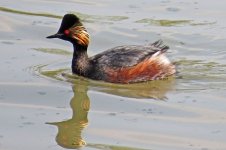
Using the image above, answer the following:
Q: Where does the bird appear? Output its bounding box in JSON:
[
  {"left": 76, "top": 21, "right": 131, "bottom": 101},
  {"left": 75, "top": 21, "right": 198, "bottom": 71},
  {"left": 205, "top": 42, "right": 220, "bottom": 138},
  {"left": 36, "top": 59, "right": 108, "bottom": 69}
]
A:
[{"left": 47, "top": 14, "right": 176, "bottom": 84}]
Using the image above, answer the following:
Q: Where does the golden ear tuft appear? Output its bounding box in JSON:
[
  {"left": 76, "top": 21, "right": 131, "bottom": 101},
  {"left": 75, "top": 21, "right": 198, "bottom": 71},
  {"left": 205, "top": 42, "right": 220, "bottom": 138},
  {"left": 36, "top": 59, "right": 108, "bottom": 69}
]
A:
[{"left": 70, "top": 26, "right": 90, "bottom": 46}]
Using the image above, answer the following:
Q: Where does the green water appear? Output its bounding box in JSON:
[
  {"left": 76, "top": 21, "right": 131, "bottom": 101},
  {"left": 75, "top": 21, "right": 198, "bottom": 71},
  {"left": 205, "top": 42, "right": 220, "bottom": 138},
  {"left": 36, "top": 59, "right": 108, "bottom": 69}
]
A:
[{"left": 0, "top": 0, "right": 226, "bottom": 150}]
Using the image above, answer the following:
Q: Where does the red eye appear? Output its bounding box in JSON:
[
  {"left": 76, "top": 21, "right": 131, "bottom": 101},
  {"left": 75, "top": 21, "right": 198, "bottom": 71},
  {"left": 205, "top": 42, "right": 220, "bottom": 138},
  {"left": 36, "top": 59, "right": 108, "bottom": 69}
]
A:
[{"left": 64, "top": 30, "right": 70, "bottom": 35}]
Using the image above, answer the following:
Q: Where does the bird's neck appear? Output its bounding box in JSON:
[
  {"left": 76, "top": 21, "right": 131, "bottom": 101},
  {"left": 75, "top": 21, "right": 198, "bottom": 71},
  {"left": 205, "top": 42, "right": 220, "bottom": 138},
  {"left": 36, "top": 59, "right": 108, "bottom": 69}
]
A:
[{"left": 72, "top": 44, "right": 90, "bottom": 76}]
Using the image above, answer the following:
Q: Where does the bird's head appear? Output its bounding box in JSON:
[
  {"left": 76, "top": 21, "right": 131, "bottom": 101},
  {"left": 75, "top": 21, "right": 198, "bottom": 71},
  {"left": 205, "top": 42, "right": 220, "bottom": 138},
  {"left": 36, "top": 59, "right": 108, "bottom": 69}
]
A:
[{"left": 47, "top": 14, "right": 89, "bottom": 47}]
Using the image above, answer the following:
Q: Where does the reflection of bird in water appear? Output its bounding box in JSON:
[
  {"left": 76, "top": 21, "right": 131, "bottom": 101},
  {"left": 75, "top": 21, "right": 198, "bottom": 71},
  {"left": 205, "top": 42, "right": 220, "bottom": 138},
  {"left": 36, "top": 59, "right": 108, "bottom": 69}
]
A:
[
  {"left": 47, "top": 84, "right": 90, "bottom": 149},
  {"left": 47, "top": 14, "right": 175, "bottom": 84},
  {"left": 45, "top": 78, "right": 174, "bottom": 149}
]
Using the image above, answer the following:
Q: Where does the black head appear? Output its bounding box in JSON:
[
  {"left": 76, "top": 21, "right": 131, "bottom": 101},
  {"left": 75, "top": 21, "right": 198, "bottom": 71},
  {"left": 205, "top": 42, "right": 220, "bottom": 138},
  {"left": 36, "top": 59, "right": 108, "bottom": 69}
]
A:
[{"left": 47, "top": 14, "right": 89, "bottom": 46}]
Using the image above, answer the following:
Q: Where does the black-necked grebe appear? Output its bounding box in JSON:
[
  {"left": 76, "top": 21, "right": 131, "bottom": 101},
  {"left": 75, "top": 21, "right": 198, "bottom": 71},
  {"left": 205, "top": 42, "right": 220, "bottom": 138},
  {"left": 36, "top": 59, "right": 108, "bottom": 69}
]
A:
[{"left": 47, "top": 14, "right": 176, "bottom": 84}]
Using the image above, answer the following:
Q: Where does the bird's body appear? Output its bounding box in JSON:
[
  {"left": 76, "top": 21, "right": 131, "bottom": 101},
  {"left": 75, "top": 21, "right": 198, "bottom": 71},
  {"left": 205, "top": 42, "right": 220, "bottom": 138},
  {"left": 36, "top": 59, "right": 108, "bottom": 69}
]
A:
[{"left": 47, "top": 14, "right": 176, "bottom": 84}]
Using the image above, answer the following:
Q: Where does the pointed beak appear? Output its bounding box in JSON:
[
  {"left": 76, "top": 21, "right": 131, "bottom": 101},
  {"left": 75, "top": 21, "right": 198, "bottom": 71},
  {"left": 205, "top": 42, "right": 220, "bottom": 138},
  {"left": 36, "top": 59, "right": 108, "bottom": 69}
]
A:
[{"left": 46, "top": 33, "right": 64, "bottom": 39}]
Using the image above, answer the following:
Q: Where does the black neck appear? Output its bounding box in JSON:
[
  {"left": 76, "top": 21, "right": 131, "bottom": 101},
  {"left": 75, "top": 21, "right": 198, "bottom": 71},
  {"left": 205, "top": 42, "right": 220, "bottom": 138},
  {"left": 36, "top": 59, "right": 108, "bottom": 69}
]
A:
[
  {"left": 71, "top": 44, "right": 90, "bottom": 75},
  {"left": 73, "top": 43, "right": 88, "bottom": 56}
]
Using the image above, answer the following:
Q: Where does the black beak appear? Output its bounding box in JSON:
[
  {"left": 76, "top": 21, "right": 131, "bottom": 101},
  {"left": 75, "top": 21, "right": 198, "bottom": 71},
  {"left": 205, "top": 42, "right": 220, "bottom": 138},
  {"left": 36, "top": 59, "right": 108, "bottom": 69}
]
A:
[{"left": 46, "top": 33, "right": 64, "bottom": 39}]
